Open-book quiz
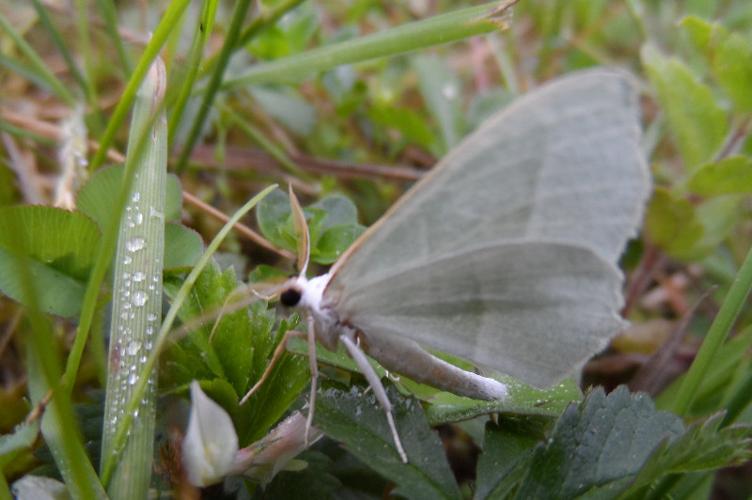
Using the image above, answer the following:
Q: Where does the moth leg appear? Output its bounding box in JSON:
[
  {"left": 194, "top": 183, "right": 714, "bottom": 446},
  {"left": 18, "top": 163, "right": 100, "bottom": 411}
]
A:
[
  {"left": 305, "top": 312, "right": 319, "bottom": 445},
  {"left": 339, "top": 334, "right": 408, "bottom": 463},
  {"left": 240, "top": 329, "right": 305, "bottom": 405}
]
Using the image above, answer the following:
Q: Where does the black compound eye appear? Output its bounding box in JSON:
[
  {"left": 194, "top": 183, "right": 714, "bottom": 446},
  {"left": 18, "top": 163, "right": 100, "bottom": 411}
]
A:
[{"left": 280, "top": 288, "right": 302, "bottom": 307}]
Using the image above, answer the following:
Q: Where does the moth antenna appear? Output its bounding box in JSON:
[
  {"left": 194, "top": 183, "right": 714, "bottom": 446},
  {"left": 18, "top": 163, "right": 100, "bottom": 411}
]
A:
[
  {"left": 340, "top": 334, "right": 408, "bottom": 463},
  {"left": 305, "top": 313, "right": 319, "bottom": 445},
  {"left": 288, "top": 185, "right": 311, "bottom": 277}
]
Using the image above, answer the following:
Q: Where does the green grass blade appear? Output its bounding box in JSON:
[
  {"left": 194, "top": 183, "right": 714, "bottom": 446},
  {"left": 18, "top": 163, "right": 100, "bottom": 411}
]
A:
[
  {"left": 29, "top": 0, "right": 90, "bottom": 98},
  {"left": 222, "top": 103, "right": 306, "bottom": 177},
  {"left": 0, "top": 15, "right": 75, "bottom": 105},
  {"left": 222, "top": 2, "right": 504, "bottom": 88},
  {"left": 100, "top": 183, "right": 278, "bottom": 486},
  {"left": 673, "top": 245, "right": 752, "bottom": 415},
  {"left": 99, "top": 57, "right": 167, "bottom": 499},
  {"left": 95, "top": 0, "right": 132, "bottom": 75},
  {"left": 173, "top": 0, "right": 254, "bottom": 174},
  {"left": 167, "top": 0, "right": 219, "bottom": 143},
  {"left": 88, "top": 0, "right": 191, "bottom": 173},
  {"left": 196, "top": 0, "right": 304, "bottom": 80}
]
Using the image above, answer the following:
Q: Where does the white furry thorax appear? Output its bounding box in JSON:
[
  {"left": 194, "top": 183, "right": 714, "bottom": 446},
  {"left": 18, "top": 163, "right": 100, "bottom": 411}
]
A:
[
  {"left": 295, "top": 272, "right": 332, "bottom": 313},
  {"left": 289, "top": 272, "right": 350, "bottom": 349}
]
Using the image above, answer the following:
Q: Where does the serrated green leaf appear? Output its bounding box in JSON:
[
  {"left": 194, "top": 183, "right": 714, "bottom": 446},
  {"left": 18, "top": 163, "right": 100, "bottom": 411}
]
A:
[
  {"left": 645, "top": 188, "right": 704, "bottom": 259},
  {"left": 475, "top": 420, "right": 543, "bottom": 500},
  {"left": 606, "top": 415, "right": 752, "bottom": 499},
  {"left": 164, "top": 222, "right": 204, "bottom": 272},
  {"left": 515, "top": 386, "right": 684, "bottom": 499},
  {"left": 0, "top": 206, "right": 100, "bottom": 317},
  {"left": 688, "top": 156, "right": 752, "bottom": 195},
  {"left": 163, "top": 263, "right": 308, "bottom": 445},
  {"left": 76, "top": 164, "right": 183, "bottom": 229},
  {"left": 315, "top": 385, "right": 462, "bottom": 500},
  {"left": 641, "top": 44, "right": 727, "bottom": 170}
]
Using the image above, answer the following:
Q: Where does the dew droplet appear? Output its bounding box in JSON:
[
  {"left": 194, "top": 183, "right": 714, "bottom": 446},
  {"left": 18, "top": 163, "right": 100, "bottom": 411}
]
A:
[
  {"left": 133, "top": 271, "right": 146, "bottom": 282},
  {"left": 131, "top": 192, "right": 141, "bottom": 202},
  {"left": 146, "top": 313, "right": 157, "bottom": 322},
  {"left": 132, "top": 291, "right": 148, "bottom": 306},
  {"left": 126, "top": 237, "right": 145, "bottom": 252},
  {"left": 126, "top": 340, "right": 141, "bottom": 356},
  {"left": 146, "top": 326, "right": 154, "bottom": 336},
  {"left": 123, "top": 255, "right": 132, "bottom": 265},
  {"left": 133, "top": 211, "right": 143, "bottom": 225},
  {"left": 442, "top": 83, "right": 457, "bottom": 99},
  {"left": 128, "top": 373, "right": 138, "bottom": 385},
  {"left": 149, "top": 206, "right": 163, "bottom": 220}
]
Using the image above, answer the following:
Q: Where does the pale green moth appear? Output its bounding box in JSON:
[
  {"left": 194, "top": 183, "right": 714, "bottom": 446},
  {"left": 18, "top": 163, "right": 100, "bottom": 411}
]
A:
[{"left": 243, "top": 68, "right": 651, "bottom": 463}]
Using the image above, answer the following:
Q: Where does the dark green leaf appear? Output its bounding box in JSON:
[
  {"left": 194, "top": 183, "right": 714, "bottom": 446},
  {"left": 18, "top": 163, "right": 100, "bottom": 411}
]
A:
[
  {"left": 315, "top": 385, "right": 461, "bottom": 500},
  {"left": 475, "top": 420, "right": 543, "bottom": 500},
  {"left": 255, "top": 451, "right": 342, "bottom": 500},
  {"left": 515, "top": 386, "right": 684, "bottom": 499},
  {"left": 0, "top": 206, "right": 100, "bottom": 317}
]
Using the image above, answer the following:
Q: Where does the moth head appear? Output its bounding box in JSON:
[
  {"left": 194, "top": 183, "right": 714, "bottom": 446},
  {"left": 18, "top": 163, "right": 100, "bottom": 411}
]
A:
[
  {"left": 278, "top": 274, "right": 330, "bottom": 312},
  {"left": 279, "top": 283, "right": 303, "bottom": 307}
]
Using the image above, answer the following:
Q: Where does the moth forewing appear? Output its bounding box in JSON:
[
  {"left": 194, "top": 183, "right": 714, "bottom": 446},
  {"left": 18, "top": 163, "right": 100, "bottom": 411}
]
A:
[{"left": 322, "top": 68, "right": 649, "bottom": 390}]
